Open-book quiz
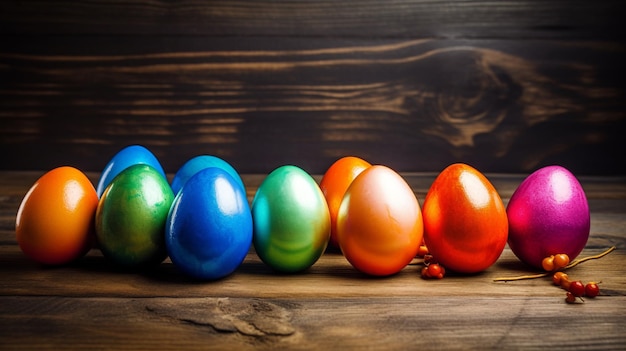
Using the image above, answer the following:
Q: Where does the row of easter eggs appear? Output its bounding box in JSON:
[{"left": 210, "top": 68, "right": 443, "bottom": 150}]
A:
[{"left": 15, "top": 145, "right": 590, "bottom": 280}]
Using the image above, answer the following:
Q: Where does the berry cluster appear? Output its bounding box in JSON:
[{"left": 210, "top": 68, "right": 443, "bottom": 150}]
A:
[
  {"left": 541, "top": 253, "right": 570, "bottom": 271},
  {"left": 421, "top": 259, "right": 445, "bottom": 279},
  {"left": 494, "top": 247, "right": 614, "bottom": 305},
  {"left": 552, "top": 271, "right": 601, "bottom": 304},
  {"left": 417, "top": 243, "right": 446, "bottom": 279}
]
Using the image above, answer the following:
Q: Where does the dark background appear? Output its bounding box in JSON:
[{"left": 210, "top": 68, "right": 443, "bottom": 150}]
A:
[{"left": 1, "top": 1, "right": 625, "bottom": 176}]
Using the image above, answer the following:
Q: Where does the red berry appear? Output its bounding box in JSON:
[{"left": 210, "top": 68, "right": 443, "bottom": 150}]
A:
[
  {"left": 427, "top": 263, "right": 444, "bottom": 279},
  {"left": 585, "top": 282, "right": 600, "bottom": 298},
  {"left": 565, "top": 292, "right": 578, "bottom": 304},
  {"left": 569, "top": 280, "right": 585, "bottom": 297},
  {"left": 421, "top": 267, "right": 430, "bottom": 279}
]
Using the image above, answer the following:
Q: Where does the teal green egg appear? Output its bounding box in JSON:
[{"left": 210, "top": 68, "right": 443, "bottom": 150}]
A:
[
  {"left": 96, "top": 164, "right": 174, "bottom": 268},
  {"left": 252, "top": 165, "right": 330, "bottom": 273}
]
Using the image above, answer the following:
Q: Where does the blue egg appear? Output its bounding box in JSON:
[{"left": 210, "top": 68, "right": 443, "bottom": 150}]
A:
[
  {"left": 96, "top": 145, "right": 166, "bottom": 197},
  {"left": 165, "top": 167, "right": 253, "bottom": 280},
  {"left": 171, "top": 155, "right": 245, "bottom": 195}
]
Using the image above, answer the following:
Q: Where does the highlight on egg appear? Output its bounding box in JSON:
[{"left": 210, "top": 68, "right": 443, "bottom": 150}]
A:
[
  {"left": 422, "top": 163, "right": 508, "bottom": 274},
  {"left": 506, "top": 165, "right": 590, "bottom": 269}
]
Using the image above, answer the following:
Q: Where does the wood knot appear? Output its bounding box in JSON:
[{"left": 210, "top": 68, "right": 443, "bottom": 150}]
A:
[{"left": 146, "top": 297, "right": 295, "bottom": 337}]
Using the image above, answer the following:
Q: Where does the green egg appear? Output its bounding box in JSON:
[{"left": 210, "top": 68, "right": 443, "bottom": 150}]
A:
[
  {"left": 252, "top": 165, "right": 330, "bottom": 273},
  {"left": 96, "top": 164, "right": 174, "bottom": 268}
]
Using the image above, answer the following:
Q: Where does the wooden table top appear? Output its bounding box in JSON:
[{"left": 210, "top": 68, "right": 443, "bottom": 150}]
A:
[{"left": 1, "top": 170, "right": 624, "bottom": 350}]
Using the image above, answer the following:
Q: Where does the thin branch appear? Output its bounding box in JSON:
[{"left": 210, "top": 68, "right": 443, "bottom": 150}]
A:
[
  {"left": 564, "top": 246, "right": 616, "bottom": 269},
  {"left": 493, "top": 246, "right": 616, "bottom": 282}
]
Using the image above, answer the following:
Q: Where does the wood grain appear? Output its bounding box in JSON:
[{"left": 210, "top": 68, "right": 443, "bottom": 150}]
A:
[
  {"left": 1, "top": 38, "right": 624, "bottom": 174},
  {"left": 1, "top": 0, "right": 624, "bottom": 38},
  {"left": 1, "top": 1, "right": 625, "bottom": 175},
  {"left": 1, "top": 296, "right": 625, "bottom": 350}
]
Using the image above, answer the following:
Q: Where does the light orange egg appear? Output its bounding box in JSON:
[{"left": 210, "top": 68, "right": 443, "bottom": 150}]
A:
[{"left": 337, "top": 165, "right": 423, "bottom": 276}]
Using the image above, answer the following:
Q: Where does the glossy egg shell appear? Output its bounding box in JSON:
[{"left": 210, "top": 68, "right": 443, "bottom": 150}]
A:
[
  {"left": 166, "top": 167, "right": 253, "bottom": 280},
  {"left": 252, "top": 165, "right": 330, "bottom": 273},
  {"left": 507, "top": 165, "right": 590, "bottom": 269},
  {"left": 96, "top": 164, "right": 174, "bottom": 268},
  {"left": 319, "top": 156, "right": 371, "bottom": 248},
  {"left": 96, "top": 145, "right": 166, "bottom": 197},
  {"left": 15, "top": 166, "right": 98, "bottom": 265},
  {"left": 422, "top": 163, "right": 508, "bottom": 274},
  {"left": 337, "top": 165, "right": 423, "bottom": 276},
  {"left": 170, "top": 155, "right": 245, "bottom": 195}
]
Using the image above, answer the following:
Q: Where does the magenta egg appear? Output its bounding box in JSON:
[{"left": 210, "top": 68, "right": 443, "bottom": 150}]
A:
[{"left": 506, "top": 165, "right": 590, "bottom": 269}]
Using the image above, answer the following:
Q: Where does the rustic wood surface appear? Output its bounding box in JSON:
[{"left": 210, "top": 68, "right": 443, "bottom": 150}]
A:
[
  {"left": 1, "top": 1, "right": 625, "bottom": 175},
  {"left": 0, "top": 171, "right": 624, "bottom": 350}
]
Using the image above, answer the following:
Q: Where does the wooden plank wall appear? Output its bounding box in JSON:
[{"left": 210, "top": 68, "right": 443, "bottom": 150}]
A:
[{"left": 1, "top": 1, "right": 625, "bottom": 175}]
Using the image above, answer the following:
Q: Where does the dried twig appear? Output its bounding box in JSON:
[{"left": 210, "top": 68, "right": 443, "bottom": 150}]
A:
[{"left": 493, "top": 246, "right": 616, "bottom": 282}]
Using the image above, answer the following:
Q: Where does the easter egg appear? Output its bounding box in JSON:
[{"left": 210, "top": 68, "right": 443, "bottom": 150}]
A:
[
  {"left": 507, "top": 165, "right": 590, "bottom": 269},
  {"left": 96, "top": 164, "right": 174, "bottom": 268},
  {"left": 319, "top": 156, "right": 371, "bottom": 248},
  {"left": 15, "top": 166, "right": 98, "bottom": 265},
  {"left": 337, "top": 165, "right": 423, "bottom": 276},
  {"left": 170, "top": 155, "right": 245, "bottom": 195},
  {"left": 252, "top": 165, "right": 330, "bottom": 273},
  {"left": 422, "top": 163, "right": 508, "bottom": 274},
  {"left": 96, "top": 145, "right": 166, "bottom": 197},
  {"left": 166, "top": 167, "right": 253, "bottom": 280}
]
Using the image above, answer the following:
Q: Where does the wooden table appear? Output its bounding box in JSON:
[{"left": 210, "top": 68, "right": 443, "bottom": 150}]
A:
[{"left": 1, "top": 171, "right": 624, "bottom": 350}]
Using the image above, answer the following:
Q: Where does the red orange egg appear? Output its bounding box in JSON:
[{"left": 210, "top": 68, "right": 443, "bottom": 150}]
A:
[{"left": 422, "top": 163, "right": 508, "bottom": 273}]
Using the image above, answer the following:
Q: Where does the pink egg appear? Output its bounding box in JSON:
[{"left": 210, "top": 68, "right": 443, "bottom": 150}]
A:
[{"left": 507, "top": 165, "right": 590, "bottom": 269}]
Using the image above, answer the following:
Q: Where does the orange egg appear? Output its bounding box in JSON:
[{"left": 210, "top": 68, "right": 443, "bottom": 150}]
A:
[
  {"left": 422, "top": 163, "right": 508, "bottom": 273},
  {"left": 337, "top": 165, "right": 423, "bottom": 276},
  {"left": 319, "top": 156, "right": 371, "bottom": 247},
  {"left": 16, "top": 166, "right": 98, "bottom": 265}
]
